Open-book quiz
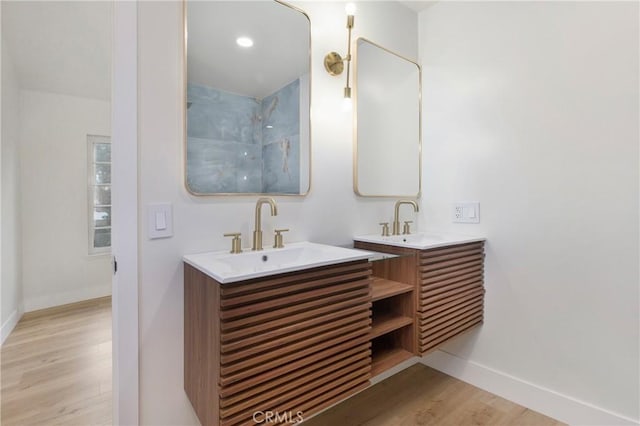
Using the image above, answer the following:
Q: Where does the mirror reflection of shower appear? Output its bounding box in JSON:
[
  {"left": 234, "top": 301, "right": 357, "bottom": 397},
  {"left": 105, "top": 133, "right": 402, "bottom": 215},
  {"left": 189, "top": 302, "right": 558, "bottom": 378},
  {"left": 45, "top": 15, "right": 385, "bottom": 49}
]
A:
[{"left": 184, "top": 0, "right": 310, "bottom": 195}]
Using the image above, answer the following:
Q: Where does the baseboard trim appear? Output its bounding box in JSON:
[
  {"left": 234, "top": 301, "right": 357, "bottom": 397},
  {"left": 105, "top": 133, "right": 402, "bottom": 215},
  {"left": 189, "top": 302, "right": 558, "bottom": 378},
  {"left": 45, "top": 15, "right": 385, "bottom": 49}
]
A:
[
  {"left": 370, "top": 356, "right": 420, "bottom": 386},
  {"left": 1, "top": 309, "right": 22, "bottom": 346},
  {"left": 421, "top": 349, "right": 639, "bottom": 426},
  {"left": 22, "top": 296, "right": 111, "bottom": 320},
  {"left": 24, "top": 285, "right": 112, "bottom": 313}
]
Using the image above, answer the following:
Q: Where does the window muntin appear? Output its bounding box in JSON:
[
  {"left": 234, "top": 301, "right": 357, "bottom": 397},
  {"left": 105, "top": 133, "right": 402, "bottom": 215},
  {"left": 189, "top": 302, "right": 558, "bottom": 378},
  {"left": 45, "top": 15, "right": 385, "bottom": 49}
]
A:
[{"left": 88, "top": 135, "right": 111, "bottom": 254}]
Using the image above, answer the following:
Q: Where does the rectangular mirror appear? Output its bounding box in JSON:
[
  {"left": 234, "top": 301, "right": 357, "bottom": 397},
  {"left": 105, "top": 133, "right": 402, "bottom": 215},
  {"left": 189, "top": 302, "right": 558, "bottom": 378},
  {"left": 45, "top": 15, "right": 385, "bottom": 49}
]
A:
[
  {"left": 354, "top": 38, "right": 421, "bottom": 198},
  {"left": 184, "top": 1, "right": 311, "bottom": 195}
]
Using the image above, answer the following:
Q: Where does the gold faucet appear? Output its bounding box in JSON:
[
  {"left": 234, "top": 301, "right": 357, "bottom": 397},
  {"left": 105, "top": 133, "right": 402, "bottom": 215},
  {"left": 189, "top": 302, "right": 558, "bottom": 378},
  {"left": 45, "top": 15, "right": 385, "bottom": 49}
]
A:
[
  {"left": 392, "top": 200, "right": 419, "bottom": 235},
  {"left": 252, "top": 197, "right": 278, "bottom": 251}
]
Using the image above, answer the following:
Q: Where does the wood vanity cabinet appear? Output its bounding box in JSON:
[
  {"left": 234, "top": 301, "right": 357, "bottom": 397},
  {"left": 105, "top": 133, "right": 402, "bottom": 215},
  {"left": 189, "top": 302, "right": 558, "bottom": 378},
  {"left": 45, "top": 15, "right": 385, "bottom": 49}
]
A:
[
  {"left": 418, "top": 241, "right": 485, "bottom": 353},
  {"left": 184, "top": 241, "right": 485, "bottom": 425},
  {"left": 184, "top": 260, "right": 373, "bottom": 426},
  {"left": 354, "top": 240, "right": 485, "bottom": 357}
]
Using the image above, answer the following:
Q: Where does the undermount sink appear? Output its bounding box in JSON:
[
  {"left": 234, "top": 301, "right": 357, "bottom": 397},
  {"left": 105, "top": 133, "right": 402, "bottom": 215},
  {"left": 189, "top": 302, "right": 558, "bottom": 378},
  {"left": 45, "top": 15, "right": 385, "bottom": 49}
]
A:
[
  {"left": 354, "top": 232, "right": 485, "bottom": 250},
  {"left": 183, "top": 241, "right": 371, "bottom": 283}
]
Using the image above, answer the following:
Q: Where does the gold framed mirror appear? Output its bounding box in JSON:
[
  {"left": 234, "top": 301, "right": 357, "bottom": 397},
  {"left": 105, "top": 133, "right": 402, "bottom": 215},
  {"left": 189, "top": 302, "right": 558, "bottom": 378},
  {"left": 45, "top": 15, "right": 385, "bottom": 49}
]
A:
[
  {"left": 184, "top": 1, "right": 311, "bottom": 196},
  {"left": 353, "top": 37, "right": 422, "bottom": 198}
]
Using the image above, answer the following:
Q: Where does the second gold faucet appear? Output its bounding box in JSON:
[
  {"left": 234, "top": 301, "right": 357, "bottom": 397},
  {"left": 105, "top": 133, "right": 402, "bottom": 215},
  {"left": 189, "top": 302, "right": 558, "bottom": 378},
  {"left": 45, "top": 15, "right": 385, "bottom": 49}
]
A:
[{"left": 392, "top": 200, "right": 419, "bottom": 235}]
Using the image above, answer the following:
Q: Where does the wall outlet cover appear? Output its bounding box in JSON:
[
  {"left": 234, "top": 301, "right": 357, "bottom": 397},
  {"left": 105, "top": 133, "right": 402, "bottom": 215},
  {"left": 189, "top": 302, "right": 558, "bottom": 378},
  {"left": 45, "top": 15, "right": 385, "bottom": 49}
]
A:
[{"left": 453, "top": 202, "right": 480, "bottom": 223}]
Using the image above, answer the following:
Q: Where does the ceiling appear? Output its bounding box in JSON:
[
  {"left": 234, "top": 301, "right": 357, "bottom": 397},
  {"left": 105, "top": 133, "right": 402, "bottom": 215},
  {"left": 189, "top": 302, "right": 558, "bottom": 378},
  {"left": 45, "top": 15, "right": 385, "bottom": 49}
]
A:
[
  {"left": 1, "top": 1, "right": 111, "bottom": 100},
  {"left": 398, "top": 1, "right": 438, "bottom": 12}
]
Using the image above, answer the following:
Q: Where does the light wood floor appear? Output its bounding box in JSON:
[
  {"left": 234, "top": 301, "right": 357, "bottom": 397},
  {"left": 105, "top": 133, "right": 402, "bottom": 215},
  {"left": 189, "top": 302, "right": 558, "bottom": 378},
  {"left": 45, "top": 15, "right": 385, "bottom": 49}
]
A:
[
  {"left": 304, "top": 363, "right": 564, "bottom": 426},
  {"left": 0, "top": 298, "right": 562, "bottom": 426},
  {"left": 1, "top": 297, "right": 112, "bottom": 426}
]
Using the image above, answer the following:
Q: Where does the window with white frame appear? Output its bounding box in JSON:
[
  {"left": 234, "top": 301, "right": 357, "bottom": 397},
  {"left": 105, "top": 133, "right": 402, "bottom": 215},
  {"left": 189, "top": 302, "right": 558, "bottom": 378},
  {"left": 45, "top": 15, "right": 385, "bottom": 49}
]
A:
[{"left": 88, "top": 135, "right": 111, "bottom": 254}]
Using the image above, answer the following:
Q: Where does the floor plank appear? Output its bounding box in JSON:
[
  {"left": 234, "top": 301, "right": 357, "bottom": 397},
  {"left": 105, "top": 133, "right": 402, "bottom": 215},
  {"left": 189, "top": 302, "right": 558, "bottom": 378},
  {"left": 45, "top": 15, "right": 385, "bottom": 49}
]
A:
[
  {"left": 303, "top": 364, "right": 564, "bottom": 426},
  {"left": 1, "top": 297, "right": 112, "bottom": 426}
]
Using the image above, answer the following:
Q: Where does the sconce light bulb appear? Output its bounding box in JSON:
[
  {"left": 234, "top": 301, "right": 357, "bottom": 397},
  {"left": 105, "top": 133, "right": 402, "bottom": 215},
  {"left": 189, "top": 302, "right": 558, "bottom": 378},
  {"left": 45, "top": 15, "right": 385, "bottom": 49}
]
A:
[
  {"left": 342, "top": 96, "right": 353, "bottom": 112},
  {"left": 345, "top": 2, "right": 356, "bottom": 16}
]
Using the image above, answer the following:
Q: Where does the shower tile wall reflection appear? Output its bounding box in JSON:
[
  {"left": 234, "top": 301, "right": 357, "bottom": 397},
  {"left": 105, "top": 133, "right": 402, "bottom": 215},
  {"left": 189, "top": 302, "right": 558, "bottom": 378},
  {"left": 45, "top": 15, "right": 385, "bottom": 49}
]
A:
[
  {"left": 262, "top": 80, "right": 300, "bottom": 193},
  {"left": 187, "top": 81, "right": 300, "bottom": 194}
]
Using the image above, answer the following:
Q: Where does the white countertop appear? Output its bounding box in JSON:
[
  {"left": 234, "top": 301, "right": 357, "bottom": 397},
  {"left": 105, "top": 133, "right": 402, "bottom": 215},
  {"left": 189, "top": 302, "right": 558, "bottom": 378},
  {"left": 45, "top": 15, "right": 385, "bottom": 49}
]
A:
[
  {"left": 183, "top": 241, "right": 372, "bottom": 284},
  {"left": 353, "top": 232, "right": 485, "bottom": 250}
]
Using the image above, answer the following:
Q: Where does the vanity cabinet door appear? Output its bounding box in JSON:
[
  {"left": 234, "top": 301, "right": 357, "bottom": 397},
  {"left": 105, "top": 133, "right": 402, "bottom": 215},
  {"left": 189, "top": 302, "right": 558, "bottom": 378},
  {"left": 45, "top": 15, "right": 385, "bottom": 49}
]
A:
[
  {"left": 217, "top": 261, "right": 372, "bottom": 426},
  {"left": 418, "top": 242, "right": 485, "bottom": 354}
]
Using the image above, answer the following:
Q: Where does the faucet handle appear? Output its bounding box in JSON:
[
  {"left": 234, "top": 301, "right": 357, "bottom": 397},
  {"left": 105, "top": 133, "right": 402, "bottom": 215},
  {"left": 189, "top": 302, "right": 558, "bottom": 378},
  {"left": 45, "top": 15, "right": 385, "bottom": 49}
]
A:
[
  {"left": 223, "top": 232, "right": 243, "bottom": 254},
  {"left": 273, "top": 229, "right": 289, "bottom": 248},
  {"left": 402, "top": 221, "right": 413, "bottom": 235},
  {"left": 379, "top": 222, "right": 390, "bottom": 237}
]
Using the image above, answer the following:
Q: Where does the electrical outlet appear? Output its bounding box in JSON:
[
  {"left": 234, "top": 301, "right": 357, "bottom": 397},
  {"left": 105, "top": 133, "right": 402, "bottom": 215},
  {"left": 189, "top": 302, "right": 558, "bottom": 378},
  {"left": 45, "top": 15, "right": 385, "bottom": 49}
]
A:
[
  {"left": 454, "top": 205, "right": 464, "bottom": 220},
  {"left": 453, "top": 202, "right": 480, "bottom": 223}
]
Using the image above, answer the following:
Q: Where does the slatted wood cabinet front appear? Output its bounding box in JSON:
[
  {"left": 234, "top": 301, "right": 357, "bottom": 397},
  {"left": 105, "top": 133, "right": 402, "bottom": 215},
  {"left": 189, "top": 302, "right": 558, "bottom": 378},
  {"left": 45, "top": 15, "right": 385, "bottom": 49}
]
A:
[
  {"left": 418, "top": 242, "right": 485, "bottom": 354},
  {"left": 184, "top": 260, "right": 373, "bottom": 426},
  {"left": 354, "top": 240, "right": 485, "bottom": 357}
]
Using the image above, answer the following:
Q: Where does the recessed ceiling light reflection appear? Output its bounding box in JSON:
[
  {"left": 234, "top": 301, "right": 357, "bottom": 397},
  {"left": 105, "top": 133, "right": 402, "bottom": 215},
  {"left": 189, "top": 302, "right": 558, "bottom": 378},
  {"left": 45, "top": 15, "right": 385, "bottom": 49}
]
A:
[{"left": 236, "top": 37, "right": 254, "bottom": 48}]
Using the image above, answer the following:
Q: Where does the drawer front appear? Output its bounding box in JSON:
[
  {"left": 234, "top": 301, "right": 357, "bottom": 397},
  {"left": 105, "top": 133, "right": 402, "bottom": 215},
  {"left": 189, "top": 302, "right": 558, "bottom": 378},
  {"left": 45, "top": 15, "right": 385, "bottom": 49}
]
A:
[
  {"left": 218, "top": 261, "right": 373, "bottom": 426},
  {"left": 418, "top": 242, "right": 485, "bottom": 354}
]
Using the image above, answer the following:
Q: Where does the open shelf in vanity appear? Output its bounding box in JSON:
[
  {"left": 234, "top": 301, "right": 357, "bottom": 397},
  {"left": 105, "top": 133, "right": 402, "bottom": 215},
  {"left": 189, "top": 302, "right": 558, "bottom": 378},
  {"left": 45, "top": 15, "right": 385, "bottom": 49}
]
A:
[
  {"left": 367, "top": 254, "right": 418, "bottom": 376},
  {"left": 356, "top": 237, "right": 486, "bottom": 364}
]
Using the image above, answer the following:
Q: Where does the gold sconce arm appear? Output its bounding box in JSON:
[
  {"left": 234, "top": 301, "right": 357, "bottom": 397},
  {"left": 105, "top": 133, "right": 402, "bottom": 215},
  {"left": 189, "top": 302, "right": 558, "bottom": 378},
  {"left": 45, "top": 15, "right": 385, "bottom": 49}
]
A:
[{"left": 323, "top": 4, "right": 356, "bottom": 102}]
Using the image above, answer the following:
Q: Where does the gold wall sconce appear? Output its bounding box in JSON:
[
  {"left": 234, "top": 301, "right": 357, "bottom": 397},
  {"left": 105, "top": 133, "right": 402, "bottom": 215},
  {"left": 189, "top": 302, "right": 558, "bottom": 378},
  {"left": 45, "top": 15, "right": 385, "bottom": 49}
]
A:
[{"left": 324, "top": 3, "right": 356, "bottom": 107}]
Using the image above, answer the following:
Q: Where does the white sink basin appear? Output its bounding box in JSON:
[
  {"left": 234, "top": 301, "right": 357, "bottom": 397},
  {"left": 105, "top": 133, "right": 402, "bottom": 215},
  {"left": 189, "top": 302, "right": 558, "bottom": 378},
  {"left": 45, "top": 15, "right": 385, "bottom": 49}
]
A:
[
  {"left": 183, "top": 241, "right": 371, "bottom": 284},
  {"left": 354, "top": 232, "right": 485, "bottom": 250}
]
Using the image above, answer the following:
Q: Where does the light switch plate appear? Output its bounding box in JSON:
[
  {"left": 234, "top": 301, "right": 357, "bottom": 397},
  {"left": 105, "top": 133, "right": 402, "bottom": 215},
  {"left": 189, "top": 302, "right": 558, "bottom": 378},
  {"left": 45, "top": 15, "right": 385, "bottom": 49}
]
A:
[
  {"left": 148, "top": 203, "right": 173, "bottom": 239},
  {"left": 453, "top": 202, "right": 480, "bottom": 223}
]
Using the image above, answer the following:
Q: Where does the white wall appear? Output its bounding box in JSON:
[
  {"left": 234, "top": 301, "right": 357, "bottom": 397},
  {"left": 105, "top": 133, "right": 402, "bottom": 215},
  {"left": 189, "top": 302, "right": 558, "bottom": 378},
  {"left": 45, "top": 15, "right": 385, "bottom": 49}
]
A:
[
  {"left": 20, "top": 90, "right": 112, "bottom": 312},
  {"left": 137, "top": 1, "right": 417, "bottom": 423},
  {"left": 1, "top": 38, "right": 23, "bottom": 342},
  {"left": 419, "top": 2, "right": 639, "bottom": 424}
]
